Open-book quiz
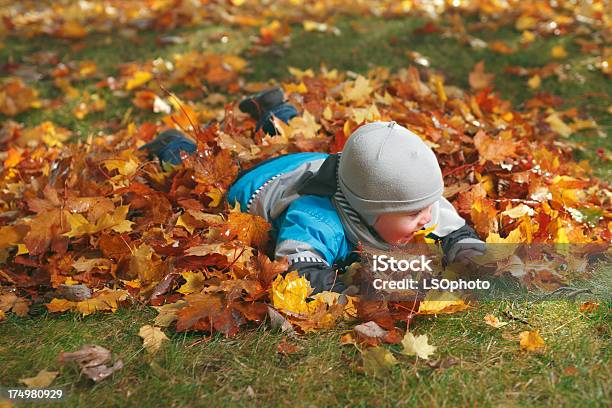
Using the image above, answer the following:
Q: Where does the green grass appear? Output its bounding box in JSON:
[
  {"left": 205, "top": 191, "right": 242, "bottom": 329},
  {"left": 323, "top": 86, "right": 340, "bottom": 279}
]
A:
[
  {"left": 1, "top": 301, "right": 610, "bottom": 407},
  {"left": 1, "top": 12, "right": 611, "bottom": 407}
]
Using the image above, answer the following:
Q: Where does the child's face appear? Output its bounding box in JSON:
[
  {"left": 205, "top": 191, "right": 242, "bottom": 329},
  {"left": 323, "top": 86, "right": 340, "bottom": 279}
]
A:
[{"left": 373, "top": 204, "right": 433, "bottom": 246}]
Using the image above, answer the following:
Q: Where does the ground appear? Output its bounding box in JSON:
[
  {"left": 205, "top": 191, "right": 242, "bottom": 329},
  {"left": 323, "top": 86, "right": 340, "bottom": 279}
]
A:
[{"left": 0, "top": 3, "right": 610, "bottom": 408}]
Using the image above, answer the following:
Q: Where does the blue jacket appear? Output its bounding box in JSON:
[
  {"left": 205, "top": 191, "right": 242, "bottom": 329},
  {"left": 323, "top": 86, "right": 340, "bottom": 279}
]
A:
[
  {"left": 227, "top": 153, "right": 355, "bottom": 266},
  {"left": 226, "top": 152, "right": 482, "bottom": 271}
]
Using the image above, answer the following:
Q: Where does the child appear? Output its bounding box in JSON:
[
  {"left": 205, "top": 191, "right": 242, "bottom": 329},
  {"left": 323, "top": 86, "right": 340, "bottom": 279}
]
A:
[{"left": 142, "top": 89, "right": 485, "bottom": 294}]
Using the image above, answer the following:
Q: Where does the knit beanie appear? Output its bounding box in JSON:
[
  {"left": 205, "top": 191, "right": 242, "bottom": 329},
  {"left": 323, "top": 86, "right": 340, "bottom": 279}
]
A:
[{"left": 338, "top": 121, "right": 444, "bottom": 226}]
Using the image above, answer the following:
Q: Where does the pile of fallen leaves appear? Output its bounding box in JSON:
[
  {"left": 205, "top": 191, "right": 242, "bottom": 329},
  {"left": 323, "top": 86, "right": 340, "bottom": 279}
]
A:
[
  {"left": 1, "top": 62, "right": 609, "bottom": 336},
  {"left": 0, "top": 1, "right": 610, "bottom": 379}
]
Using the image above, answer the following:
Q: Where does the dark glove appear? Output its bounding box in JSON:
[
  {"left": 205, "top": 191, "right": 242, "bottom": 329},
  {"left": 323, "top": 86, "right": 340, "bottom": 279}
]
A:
[
  {"left": 139, "top": 129, "right": 197, "bottom": 165},
  {"left": 288, "top": 261, "right": 346, "bottom": 295}
]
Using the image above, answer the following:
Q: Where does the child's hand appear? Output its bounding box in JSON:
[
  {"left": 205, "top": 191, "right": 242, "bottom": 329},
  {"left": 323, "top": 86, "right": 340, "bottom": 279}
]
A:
[
  {"left": 290, "top": 262, "right": 346, "bottom": 295},
  {"left": 454, "top": 248, "right": 485, "bottom": 265}
]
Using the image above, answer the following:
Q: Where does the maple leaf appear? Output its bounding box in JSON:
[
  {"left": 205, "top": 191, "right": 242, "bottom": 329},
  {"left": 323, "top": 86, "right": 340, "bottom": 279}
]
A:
[
  {"left": 46, "top": 289, "right": 129, "bottom": 316},
  {"left": 469, "top": 61, "right": 494, "bottom": 91},
  {"left": 360, "top": 347, "right": 397, "bottom": 378},
  {"left": 400, "top": 332, "right": 437, "bottom": 359},
  {"left": 579, "top": 301, "right": 599, "bottom": 313},
  {"left": 0, "top": 77, "right": 40, "bottom": 116},
  {"left": 0, "top": 225, "right": 28, "bottom": 250},
  {"left": 185, "top": 242, "right": 253, "bottom": 267},
  {"left": 0, "top": 292, "right": 30, "bottom": 316},
  {"left": 344, "top": 75, "right": 374, "bottom": 104},
  {"left": 125, "top": 71, "right": 153, "bottom": 90},
  {"left": 178, "top": 271, "right": 206, "bottom": 295},
  {"left": 176, "top": 293, "right": 243, "bottom": 336},
  {"left": 351, "top": 320, "right": 402, "bottom": 346},
  {"left": 153, "top": 300, "right": 187, "bottom": 327},
  {"left": 102, "top": 155, "right": 140, "bottom": 177},
  {"left": 271, "top": 270, "right": 316, "bottom": 315},
  {"left": 483, "top": 314, "right": 508, "bottom": 328},
  {"left": 551, "top": 45, "right": 568, "bottom": 59},
  {"left": 226, "top": 210, "right": 271, "bottom": 249},
  {"left": 473, "top": 129, "right": 517, "bottom": 164},
  {"left": 24, "top": 209, "right": 69, "bottom": 256},
  {"left": 19, "top": 369, "right": 59, "bottom": 388},
  {"left": 277, "top": 337, "right": 303, "bottom": 355},
  {"left": 19, "top": 121, "right": 71, "bottom": 147},
  {"left": 545, "top": 113, "right": 573, "bottom": 137},
  {"left": 255, "top": 253, "right": 289, "bottom": 288},
  {"left": 129, "top": 243, "right": 162, "bottom": 284},
  {"left": 519, "top": 330, "right": 546, "bottom": 352},
  {"left": 417, "top": 291, "right": 470, "bottom": 315},
  {"left": 64, "top": 205, "right": 134, "bottom": 238},
  {"left": 138, "top": 325, "right": 169, "bottom": 353}
]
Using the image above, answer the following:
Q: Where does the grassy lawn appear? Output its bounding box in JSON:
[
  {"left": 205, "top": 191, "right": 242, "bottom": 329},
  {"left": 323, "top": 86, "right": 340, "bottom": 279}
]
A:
[
  {"left": 1, "top": 300, "right": 610, "bottom": 407},
  {"left": 1, "top": 10, "right": 610, "bottom": 408}
]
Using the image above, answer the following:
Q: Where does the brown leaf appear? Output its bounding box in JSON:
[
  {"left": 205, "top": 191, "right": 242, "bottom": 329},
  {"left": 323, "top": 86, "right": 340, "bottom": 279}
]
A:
[
  {"left": 473, "top": 130, "right": 517, "bottom": 164},
  {"left": 277, "top": 337, "right": 302, "bottom": 355},
  {"left": 255, "top": 253, "right": 289, "bottom": 288},
  {"left": 0, "top": 77, "right": 40, "bottom": 116},
  {"left": 59, "top": 344, "right": 123, "bottom": 382},
  {"left": 24, "top": 209, "right": 68, "bottom": 256},
  {"left": 469, "top": 61, "right": 494, "bottom": 91},
  {"left": 19, "top": 369, "right": 58, "bottom": 388}
]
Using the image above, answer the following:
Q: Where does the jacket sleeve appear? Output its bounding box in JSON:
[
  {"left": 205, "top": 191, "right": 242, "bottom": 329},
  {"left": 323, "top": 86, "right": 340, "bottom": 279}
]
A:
[
  {"left": 274, "top": 195, "right": 351, "bottom": 294},
  {"left": 274, "top": 195, "right": 349, "bottom": 266}
]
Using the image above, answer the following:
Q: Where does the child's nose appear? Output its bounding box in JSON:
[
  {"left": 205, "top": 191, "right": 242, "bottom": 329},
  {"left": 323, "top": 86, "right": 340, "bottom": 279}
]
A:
[{"left": 419, "top": 212, "right": 431, "bottom": 226}]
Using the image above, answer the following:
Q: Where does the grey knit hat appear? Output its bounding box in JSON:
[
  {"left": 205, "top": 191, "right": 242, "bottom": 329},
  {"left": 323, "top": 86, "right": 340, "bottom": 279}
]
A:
[{"left": 338, "top": 121, "right": 444, "bottom": 226}]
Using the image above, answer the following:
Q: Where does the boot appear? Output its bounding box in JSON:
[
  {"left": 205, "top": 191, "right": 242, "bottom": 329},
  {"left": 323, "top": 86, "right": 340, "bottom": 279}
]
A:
[{"left": 238, "top": 87, "right": 285, "bottom": 121}]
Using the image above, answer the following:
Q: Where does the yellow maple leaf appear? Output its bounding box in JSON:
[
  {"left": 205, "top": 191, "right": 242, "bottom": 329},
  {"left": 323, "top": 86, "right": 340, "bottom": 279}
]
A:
[
  {"left": 19, "top": 369, "right": 58, "bottom": 388},
  {"left": 138, "top": 325, "right": 169, "bottom": 354},
  {"left": 178, "top": 271, "right": 206, "bottom": 295},
  {"left": 103, "top": 156, "right": 139, "bottom": 177},
  {"left": 153, "top": 300, "right": 187, "bottom": 327},
  {"left": 551, "top": 45, "right": 568, "bottom": 59},
  {"left": 275, "top": 110, "right": 321, "bottom": 140},
  {"left": 400, "top": 332, "right": 437, "bottom": 359},
  {"left": 527, "top": 75, "right": 541, "bottom": 89},
  {"left": 417, "top": 290, "right": 470, "bottom": 315},
  {"left": 126, "top": 71, "right": 153, "bottom": 90},
  {"left": 64, "top": 205, "right": 134, "bottom": 238},
  {"left": 344, "top": 75, "right": 374, "bottom": 104},
  {"left": 519, "top": 330, "right": 546, "bottom": 352},
  {"left": 271, "top": 271, "right": 321, "bottom": 315},
  {"left": 206, "top": 188, "right": 223, "bottom": 208},
  {"left": 545, "top": 113, "right": 573, "bottom": 137},
  {"left": 287, "top": 66, "right": 314, "bottom": 80},
  {"left": 283, "top": 82, "right": 308, "bottom": 94},
  {"left": 350, "top": 104, "right": 381, "bottom": 124},
  {"left": 46, "top": 289, "right": 129, "bottom": 316},
  {"left": 310, "top": 291, "right": 358, "bottom": 319}
]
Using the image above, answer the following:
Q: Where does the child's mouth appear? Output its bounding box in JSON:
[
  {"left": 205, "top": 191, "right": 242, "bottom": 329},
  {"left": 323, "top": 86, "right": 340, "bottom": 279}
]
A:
[{"left": 396, "top": 233, "right": 415, "bottom": 246}]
